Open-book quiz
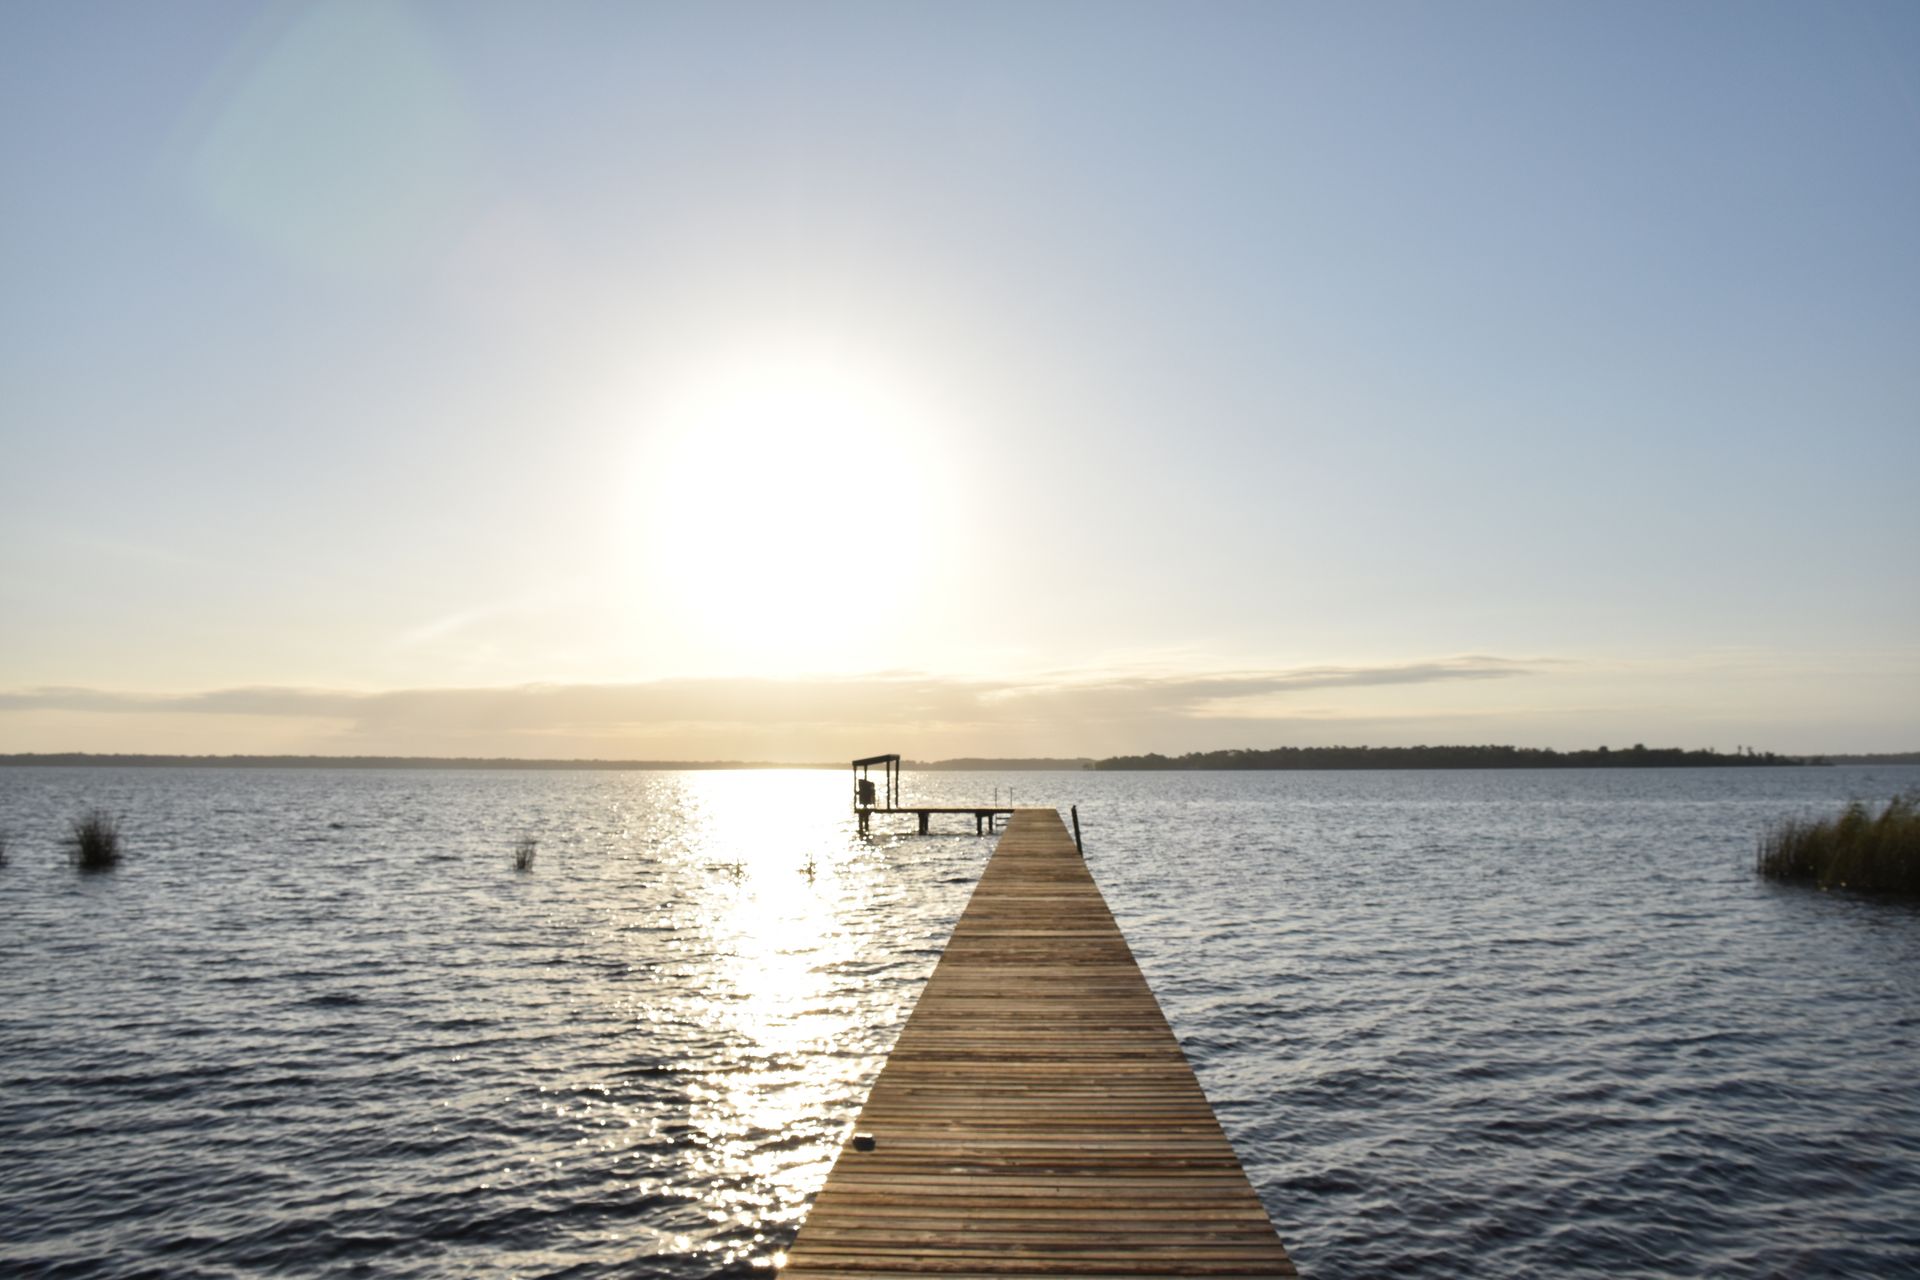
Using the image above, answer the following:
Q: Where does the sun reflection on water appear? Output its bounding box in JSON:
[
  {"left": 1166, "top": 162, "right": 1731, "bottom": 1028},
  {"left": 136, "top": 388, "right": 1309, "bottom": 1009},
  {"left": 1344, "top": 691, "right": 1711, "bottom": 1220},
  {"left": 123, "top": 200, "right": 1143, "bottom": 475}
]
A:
[{"left": 661, "top": 771, "right": 875, "bottom": 1268}]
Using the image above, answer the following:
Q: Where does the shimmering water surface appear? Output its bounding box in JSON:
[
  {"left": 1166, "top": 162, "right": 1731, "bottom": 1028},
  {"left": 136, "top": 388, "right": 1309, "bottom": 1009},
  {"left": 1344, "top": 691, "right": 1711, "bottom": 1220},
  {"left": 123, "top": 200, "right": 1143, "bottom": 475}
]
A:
[{"left": 4, "top": 765, "right": 1918, "bottom": 1278}]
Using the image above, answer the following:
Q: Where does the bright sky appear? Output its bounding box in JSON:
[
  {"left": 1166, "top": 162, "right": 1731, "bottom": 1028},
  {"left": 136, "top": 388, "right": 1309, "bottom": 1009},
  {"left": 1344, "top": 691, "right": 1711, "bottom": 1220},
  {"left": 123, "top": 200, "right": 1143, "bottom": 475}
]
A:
[{"left": 3, "top": 1, "right": 1916, "bottom": 760}]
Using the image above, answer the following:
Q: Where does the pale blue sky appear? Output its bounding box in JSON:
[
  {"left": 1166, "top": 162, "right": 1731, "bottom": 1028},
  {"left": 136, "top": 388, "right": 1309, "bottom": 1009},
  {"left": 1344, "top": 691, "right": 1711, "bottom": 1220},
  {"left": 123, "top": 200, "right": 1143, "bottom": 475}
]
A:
[{"left": 3, "top": 1, "right": 1916, "bottom": 758}]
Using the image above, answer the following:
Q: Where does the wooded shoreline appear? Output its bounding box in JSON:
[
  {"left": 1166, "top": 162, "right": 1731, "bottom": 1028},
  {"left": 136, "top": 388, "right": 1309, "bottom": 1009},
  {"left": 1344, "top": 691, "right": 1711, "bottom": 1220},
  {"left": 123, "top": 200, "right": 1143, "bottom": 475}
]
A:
[
  {"left": 1090, "top": 745, "right": 1828, "bottom": 770},
  {"left": 2, "top": 746, "right": 1899, "bottom": 771}
]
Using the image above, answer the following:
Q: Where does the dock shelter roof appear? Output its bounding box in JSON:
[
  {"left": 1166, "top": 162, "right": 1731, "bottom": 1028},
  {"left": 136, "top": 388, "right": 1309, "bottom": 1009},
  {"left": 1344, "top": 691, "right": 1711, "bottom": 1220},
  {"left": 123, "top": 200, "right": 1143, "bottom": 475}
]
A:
[{"left": 851, "top": 753, "right": 900, "bottom": 767}]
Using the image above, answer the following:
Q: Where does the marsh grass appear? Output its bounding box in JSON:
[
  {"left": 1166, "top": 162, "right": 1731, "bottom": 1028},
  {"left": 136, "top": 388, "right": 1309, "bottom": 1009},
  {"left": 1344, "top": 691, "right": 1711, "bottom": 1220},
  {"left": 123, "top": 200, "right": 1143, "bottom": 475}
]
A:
[
  {"left": 513, "top": 836, "right": 537, "bottom": 873},
  {"left": 66, "top": 809, "right": 123, "bottom": 872},
  {"left": 1758, "top": 791, "right": 1920, "bottom": 895}
]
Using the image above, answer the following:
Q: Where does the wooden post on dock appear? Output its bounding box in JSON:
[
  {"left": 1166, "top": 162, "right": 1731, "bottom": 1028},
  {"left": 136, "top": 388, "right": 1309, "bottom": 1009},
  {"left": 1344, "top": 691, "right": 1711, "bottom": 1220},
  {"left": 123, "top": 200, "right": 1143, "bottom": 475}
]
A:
[{"left": 782, "top": 808, "right": 1295, "bottom": 1276}]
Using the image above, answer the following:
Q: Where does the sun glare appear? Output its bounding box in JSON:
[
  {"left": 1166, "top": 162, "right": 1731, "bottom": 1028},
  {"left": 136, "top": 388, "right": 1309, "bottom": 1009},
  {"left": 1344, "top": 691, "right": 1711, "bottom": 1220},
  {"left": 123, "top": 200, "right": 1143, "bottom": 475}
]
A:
[{"left": 626, "top": 349, "right": 952, "bottom": 671}]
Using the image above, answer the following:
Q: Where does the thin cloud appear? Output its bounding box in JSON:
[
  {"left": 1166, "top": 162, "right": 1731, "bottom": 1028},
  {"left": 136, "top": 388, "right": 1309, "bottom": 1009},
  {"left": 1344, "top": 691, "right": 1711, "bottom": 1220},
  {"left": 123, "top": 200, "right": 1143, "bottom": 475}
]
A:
[
  {"left": 393, "top": 584, "right": 588, "bottom": 648},
  {"left": 0, "top": 656, "right": 1545, "bottom": 738}
]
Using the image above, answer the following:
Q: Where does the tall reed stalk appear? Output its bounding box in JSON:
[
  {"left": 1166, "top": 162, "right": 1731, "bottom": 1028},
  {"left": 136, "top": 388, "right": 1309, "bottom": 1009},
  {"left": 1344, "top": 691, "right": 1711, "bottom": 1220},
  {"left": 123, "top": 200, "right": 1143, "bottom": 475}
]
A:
[
  {"left": 1757, "top": 792, "right": 1920, "bottom": 895},
  {"left": 66, "top": 809, "right": 123, "bottom": 872}
]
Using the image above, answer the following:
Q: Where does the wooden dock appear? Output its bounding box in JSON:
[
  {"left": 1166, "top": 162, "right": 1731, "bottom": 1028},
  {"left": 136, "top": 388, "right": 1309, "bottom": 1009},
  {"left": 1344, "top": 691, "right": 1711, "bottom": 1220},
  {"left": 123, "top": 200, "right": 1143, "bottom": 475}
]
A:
[
  {"left": 783, "top": 808, "right": 1295, "bottom": 1277},
  {"left": 859, "top": 806, "right": 1016, "bottom": 835},
  {"left": 849, "top": 754, "right": 1014, "bottom": 835}
]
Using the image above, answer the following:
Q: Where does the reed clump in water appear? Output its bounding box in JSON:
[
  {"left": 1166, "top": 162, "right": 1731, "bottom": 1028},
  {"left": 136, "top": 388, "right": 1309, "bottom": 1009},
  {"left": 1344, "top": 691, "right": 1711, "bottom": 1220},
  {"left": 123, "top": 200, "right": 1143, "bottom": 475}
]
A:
[
  {"left": 1757, "top": 792, "right": 1920, "bottom": 894},
  {"left": 513, "top": 836, "right": 537, "bottom": 873},
  {"left": 66, "top": 809, "right": 123, "bottom": 872}
]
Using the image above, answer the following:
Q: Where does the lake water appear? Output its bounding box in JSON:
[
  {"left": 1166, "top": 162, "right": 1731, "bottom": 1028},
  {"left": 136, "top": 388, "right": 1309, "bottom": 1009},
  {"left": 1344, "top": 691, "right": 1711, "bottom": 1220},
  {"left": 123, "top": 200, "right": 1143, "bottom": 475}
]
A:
[{"left": 3, "top": 765, "right": 1918, "bottom": 1278}]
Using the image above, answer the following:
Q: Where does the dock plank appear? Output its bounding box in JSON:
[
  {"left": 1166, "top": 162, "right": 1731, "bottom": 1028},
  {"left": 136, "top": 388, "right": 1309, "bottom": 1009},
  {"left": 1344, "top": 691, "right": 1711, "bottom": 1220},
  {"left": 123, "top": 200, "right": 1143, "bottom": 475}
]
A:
[{"left": 783, "top": 810, "right": 1294, "bottom": 1277}]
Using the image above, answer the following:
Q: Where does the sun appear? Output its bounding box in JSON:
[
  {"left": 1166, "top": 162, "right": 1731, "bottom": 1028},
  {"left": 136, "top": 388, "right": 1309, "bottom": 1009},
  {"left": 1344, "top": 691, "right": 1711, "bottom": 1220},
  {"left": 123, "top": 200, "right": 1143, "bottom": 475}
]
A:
[{"left": 625, "top": 347, "right": 949, "bottom": 671}]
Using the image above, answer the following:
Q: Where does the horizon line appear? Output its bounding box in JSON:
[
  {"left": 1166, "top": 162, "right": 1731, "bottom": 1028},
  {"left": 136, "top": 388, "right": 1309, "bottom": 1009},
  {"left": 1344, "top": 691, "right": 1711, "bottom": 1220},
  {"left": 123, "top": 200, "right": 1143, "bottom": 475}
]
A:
[{"left": 4, "top": 746, "right": 1914, "bottom": 771}]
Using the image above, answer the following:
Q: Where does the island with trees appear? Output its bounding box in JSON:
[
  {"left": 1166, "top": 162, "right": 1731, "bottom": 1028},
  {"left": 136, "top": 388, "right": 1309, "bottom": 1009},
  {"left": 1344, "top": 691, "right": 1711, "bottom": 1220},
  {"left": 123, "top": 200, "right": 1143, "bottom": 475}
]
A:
[{"left": 1090, "top": 744, "right": 1821, "bottom": 770}]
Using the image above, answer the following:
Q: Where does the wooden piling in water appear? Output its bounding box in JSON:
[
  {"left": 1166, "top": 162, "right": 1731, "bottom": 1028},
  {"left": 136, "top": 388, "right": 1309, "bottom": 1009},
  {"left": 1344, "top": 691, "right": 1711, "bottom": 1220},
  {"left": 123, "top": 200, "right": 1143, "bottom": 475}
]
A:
[{"left": 782, "top": 808, "right": 1295, "bottom": 1277}]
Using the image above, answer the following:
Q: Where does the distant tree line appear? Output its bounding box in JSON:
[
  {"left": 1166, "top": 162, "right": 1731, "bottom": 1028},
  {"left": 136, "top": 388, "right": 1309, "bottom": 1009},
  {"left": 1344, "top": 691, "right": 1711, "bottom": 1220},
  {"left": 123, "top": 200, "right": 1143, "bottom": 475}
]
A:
[
  {"left": 0, "top": 753, "right": 827, "bottom": 771},
  {"left": 0, "top": 752, "right": 1100, "bottom": 772},
  {"left": 907, "top": 757, "right": 1096, "bottom": 771},
  {"left": 1091, "top": 744, "right": 1823, "bottom": 771}
]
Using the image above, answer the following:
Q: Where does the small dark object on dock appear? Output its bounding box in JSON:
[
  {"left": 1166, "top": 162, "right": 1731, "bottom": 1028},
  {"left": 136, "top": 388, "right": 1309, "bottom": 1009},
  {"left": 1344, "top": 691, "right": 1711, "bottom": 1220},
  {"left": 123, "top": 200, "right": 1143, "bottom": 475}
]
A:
[
  {"left": 852, "top": 1132, "right": 876, "bottom": 1152},
  {"left": 852, "top": 754, "right": 901, "bottom": 810}
]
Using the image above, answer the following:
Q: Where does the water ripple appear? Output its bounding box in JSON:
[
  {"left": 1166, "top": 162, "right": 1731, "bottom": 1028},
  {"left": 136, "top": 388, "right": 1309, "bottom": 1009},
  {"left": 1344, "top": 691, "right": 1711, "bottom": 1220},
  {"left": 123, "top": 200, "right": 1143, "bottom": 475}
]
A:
[{"left": 3, "top": 764, "right": 1919, "bottom": 1276}]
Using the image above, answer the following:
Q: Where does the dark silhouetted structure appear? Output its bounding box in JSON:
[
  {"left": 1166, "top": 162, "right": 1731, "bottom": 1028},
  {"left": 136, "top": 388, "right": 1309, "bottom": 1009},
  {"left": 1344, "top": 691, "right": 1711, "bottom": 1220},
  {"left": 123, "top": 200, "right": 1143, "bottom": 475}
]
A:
[
  {"left": 852, "top": 753, "right": 901, "bottom": 810},
  {"left": 851, "top": 752, "right": 1013, "bottom": 835}
]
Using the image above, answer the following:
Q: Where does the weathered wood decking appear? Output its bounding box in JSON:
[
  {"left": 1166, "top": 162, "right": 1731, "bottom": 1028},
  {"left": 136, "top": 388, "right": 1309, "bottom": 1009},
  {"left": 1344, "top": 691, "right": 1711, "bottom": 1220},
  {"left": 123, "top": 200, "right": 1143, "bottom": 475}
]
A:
[{"left": 784, "top": 808, "right": 1295, "bottom": 1277}]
